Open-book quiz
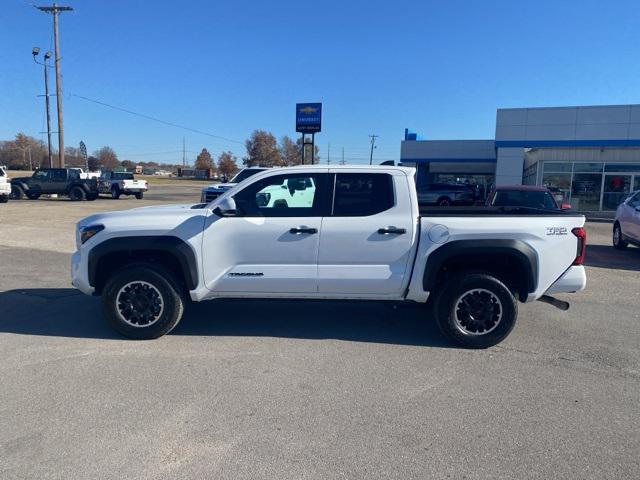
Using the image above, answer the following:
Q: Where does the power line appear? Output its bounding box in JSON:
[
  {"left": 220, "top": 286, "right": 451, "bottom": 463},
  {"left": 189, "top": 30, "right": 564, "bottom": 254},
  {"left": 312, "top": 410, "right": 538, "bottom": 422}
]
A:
[{"left": 70, "top": 93, "right": 245, "bottom": 145}]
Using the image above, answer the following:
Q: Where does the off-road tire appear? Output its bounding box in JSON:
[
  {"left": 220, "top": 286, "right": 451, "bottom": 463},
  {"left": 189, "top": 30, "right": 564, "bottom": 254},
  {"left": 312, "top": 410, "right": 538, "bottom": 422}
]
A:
[
  {"left": 135, "top": 192, "right": 144, "bottom": 200},
  {"left": 69, "top": 186, "right": 86, "bottom": 201},
  {"left": 111, "top": 186, "right": 121, "bottom": 199},
  {"left": 10, "top": 185, "right": 24, "bottom": 200},
  {"left": 101, "top": 264, "right": 185, "bottom": 340},
  {"left": 0, "top": 195, "right": 8, "bottom": 203},
  {"left": 433, "top": 273, "right": 518, "bottom": 349},
  {"left": 437, "top": 197, "right": 452, "bottom": 207}
]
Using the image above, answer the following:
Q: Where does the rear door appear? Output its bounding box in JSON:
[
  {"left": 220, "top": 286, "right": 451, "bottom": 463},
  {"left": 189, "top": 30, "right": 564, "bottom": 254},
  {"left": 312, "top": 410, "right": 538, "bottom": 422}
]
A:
[
  {"left": 625, "top": 193, "right": 640, "bottom": 240},
  {"left": 318, "top": 170, "right": 416, "bottom": 297},
  {"left": 49, "top": 168, "right": 68, "bottom": 192}
]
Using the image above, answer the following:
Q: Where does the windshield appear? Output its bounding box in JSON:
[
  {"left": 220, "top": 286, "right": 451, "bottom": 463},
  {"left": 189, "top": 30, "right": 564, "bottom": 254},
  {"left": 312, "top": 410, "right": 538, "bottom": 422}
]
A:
[
  {"left": 230, "top": 169, "right": 264, "bottom": 183},
  {"left": 492, "top": 190, "right": 558, "bottom": 209}
]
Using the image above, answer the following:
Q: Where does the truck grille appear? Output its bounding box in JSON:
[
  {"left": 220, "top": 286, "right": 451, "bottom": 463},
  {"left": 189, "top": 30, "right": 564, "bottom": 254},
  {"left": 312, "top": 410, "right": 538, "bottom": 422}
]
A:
[{"left": 204, "top": 191, "right": 221, "bottom": 202}]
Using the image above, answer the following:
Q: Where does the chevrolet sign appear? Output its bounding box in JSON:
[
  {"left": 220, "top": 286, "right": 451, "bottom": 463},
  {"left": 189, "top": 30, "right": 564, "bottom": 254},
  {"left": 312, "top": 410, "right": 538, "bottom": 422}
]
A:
[{"left": 296, "top": 102, "right": 322, "bottom": 133}]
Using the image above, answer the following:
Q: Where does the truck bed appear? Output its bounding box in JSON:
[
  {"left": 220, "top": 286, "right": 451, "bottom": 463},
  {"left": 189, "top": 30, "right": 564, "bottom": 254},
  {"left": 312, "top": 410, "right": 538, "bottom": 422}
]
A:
[{"left": 419, "top": 205, "right": 585, "bottom": 217}]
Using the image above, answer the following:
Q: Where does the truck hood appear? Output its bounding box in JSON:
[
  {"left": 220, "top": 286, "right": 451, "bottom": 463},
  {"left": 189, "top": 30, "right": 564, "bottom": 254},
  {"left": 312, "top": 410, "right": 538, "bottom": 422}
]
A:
[
  {"left": 77, "top": 203, "right": 208, "bottom": 239},
  {"left": 10, "top": 176, "right": 31, "bottom": 183}
]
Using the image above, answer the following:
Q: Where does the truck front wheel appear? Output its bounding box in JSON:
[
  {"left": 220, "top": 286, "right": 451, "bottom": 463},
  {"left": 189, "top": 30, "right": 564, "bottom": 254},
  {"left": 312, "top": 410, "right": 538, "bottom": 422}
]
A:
[
  {"left": 101, "top": 264, "right": 184, "bottom": 339},
  {"left": 111, "top": 186, "right": 121, "bottom": 199},
  {"left": 433, "top": 273, "right": 517, "bottom": 348},
  {"left": 10, "top": 185, "right": 24, "bottom": 200}
]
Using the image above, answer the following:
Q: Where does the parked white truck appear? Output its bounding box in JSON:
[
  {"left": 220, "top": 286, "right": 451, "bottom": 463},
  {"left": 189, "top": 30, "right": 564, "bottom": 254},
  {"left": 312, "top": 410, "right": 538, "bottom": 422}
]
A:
[
  {"left": 72, "top": 166, "right": 587, "bottom": 348},
  {"left": 0, "top": 166, "right": 10, "bottom": 203}
]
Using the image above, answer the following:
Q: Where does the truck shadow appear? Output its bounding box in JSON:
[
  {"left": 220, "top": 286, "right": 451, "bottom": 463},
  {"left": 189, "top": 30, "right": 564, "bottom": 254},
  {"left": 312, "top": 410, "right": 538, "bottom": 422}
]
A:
[
  {"left": 584, "top": 244, "right": 640, "bottom": 271},
  {"left": 0, "top": 288, "right": 452, "bottom": 348}
]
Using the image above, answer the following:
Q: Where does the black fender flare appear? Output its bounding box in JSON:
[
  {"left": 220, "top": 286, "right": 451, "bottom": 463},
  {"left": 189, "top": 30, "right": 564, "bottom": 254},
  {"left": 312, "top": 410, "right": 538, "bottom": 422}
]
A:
[
  {"left": 10, "top": 181, "right": 30, "bottom": 192},
  {"left": 422, "top": 239, "right": 538, "bottom": 295},
  {"left": 88, "top": 236, "right": 199, "bottom": 290}
]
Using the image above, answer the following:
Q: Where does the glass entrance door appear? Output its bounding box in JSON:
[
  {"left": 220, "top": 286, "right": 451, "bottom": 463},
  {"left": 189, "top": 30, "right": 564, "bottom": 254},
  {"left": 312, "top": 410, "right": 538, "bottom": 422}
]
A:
[{"left": 602, "top": 174, "right": 632, "bottom": 210}]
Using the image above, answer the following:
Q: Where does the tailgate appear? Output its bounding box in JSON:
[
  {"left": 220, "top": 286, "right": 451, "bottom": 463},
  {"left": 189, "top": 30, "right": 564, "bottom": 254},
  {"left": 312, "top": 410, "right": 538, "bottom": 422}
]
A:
[{"left": 123, "top": 179, "right": 147, "bottom": 189}]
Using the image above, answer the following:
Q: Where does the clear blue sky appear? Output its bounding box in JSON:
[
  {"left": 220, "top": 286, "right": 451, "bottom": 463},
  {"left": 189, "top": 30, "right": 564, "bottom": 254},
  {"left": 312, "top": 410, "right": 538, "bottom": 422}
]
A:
[{"left": 1, "top": 0, "right": 639, "bottom": 165}]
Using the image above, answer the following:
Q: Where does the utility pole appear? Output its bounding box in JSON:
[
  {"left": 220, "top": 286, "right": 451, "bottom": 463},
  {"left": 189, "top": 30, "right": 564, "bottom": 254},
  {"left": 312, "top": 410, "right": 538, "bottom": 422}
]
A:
[
  {"left": 341, "top": 147, "right": 345, "bottom": 165},
  {"left": 36, "top": 3, "right": 73, "bottom": 168},
  {"left": 327, "top": 143, "right": 330, "bottom": 164},
  {"left": 32, "top": 47, "right": 53, "bottom": 167},
  {"left": 182, "top": 137, "right": 186, "bottom": 166},
  {"left": 368, "top": 134, "right": 379, "bottom": 165}
]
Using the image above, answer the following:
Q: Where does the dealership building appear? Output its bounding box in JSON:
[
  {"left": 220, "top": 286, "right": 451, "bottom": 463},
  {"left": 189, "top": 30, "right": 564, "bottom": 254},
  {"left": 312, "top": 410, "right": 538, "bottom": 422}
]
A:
[{"left": 400, "top": 103, "right": 640, "bottom": 211}]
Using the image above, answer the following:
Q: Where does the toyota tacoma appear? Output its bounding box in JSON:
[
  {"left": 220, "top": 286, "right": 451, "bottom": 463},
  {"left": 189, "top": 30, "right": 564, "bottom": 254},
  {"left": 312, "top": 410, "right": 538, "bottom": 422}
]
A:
[{"left": 72, "top": 166, "right": 587, "bottom": 348}]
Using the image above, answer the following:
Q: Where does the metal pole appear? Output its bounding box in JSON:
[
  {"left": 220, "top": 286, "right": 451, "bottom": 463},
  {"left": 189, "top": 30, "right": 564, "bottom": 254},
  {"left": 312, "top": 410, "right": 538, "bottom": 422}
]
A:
[
  {"left": 327, "top": 143, "right": 330, "bottom": 164},
  {"left": 311, "top": 133, "right": 315, "bottom": 165},
  {"left": 52, "top": 6, "right": 65, "bottom": 168},
  {"left": 43, "top": 57, "right": 53, "bottom": 168},
  {"left": 301, "top": 134, "right": 305, "bottom": 165}
]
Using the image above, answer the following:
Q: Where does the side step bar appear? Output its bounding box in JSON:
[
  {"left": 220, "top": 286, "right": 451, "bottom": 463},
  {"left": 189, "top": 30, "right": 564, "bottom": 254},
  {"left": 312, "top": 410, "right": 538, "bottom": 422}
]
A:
[{"left": 538, "top": 295, "right": 570, "bottom": 311}]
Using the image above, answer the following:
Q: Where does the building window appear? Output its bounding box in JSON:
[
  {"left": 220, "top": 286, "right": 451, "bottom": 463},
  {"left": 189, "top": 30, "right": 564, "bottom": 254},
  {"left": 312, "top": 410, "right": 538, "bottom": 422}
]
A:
[
  {"left": 543, "top": 162, "right": 572, "bottom": 173},
  {"left": 571, "top": 173, "right": 602, "bottom": 210},
  {"left": 542, "top": 172, "right": 571, "bottom": 204}
]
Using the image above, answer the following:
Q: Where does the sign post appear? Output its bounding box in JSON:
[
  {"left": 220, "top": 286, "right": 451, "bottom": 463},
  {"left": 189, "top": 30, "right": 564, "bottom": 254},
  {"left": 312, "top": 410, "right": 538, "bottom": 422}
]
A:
[{"left": 296, "top": 103, "right": 322, "bottom": 165}]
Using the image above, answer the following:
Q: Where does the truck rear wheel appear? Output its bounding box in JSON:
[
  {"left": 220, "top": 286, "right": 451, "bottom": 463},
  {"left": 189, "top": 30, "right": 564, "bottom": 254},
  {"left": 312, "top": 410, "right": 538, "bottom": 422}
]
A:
[
  {"left": 111, "top": 186, "right": 121, "bottom": 199},
  {"left": 69, "top": 186, "right": 86, "bottom": 201},
  {"left": 433, "top": 273, "right": 517, "bottom": 348},
  {"left": 0, "top": 195, "right": 8, "bottom": 203},
  {"left": 135, "top": 192, "right": 144, "bottom": 200},
  {"left": 101, "top": 264, "right": 184, "bottom": 339}
]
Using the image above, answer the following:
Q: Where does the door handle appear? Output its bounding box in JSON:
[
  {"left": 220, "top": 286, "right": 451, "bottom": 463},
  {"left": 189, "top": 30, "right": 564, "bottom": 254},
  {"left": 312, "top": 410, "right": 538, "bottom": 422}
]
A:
[
  {"left": 377, "top": 227, "right": 406, "bottom": 235},
  {"left": 290, "top": 227, "right": 318, "bottom": 234}
]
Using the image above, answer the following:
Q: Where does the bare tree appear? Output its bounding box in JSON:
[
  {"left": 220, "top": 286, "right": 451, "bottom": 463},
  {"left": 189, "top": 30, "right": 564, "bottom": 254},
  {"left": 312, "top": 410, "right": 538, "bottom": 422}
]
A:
[{"left": 94, "top": 146, "right": 119, "bottom": 170}]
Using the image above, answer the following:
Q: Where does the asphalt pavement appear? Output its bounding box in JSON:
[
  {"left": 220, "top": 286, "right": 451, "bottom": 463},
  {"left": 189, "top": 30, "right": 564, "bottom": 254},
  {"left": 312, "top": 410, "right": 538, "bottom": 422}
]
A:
[{"left": 1, "top": 187, "right": 639, "bottom": 479}]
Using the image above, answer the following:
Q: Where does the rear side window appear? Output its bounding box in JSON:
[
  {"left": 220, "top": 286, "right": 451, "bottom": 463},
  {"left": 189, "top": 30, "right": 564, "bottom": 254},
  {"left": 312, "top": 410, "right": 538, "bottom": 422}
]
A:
[
  {"left": 114, "top": 172, "right": 134, "bottom": 180},
  {"left": 332, "top": 173, "right": 394, "bottom": 216}
]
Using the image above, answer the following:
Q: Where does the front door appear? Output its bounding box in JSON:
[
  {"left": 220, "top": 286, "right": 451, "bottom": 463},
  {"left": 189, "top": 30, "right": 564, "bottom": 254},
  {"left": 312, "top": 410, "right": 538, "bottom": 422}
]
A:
[
  {"left": 30, "top": 169, "right": 51, "bottom": 194},
  {"left": 318, "top": 171, "right": 415, "bottom": 297},
  {"left": 201, "top": 171, "right": 328, "bottom": 295}
]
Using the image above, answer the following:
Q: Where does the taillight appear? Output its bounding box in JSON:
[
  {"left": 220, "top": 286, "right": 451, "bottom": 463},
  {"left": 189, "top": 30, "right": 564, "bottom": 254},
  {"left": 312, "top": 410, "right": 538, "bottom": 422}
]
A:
[{"left": 572, "top": 227, "right": 587, "bottom": 265}]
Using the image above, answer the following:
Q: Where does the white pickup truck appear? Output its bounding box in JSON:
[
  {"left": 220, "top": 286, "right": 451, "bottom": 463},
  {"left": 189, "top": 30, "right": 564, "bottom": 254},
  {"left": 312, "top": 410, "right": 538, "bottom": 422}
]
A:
[
  {"left": 0, "top": 166, "right": 10, "bottom": 203},
  {"left": 98, "top": 171, "right": 148, "bottom": 199},
  {"left": 72, "top": 166, "right": 587, "bottom": 348}
]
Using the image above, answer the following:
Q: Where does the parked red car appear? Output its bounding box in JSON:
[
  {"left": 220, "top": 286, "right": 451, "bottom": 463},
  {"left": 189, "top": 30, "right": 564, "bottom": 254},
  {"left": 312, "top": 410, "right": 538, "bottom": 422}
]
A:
[{"left": 487, "top": 185, "right": 572, "bottom": 210}]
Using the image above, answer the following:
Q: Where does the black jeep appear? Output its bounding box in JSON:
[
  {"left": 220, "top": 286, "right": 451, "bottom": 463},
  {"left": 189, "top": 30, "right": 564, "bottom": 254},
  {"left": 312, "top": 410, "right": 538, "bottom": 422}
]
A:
[{"left": 10, "top": 168, "right": 99, "bottom": 201}]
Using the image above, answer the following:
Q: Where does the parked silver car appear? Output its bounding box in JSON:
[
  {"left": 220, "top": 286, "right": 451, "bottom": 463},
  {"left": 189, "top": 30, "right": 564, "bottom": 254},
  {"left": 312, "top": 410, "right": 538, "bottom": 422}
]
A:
[{"left": 613, "top": 190, "right": 640, "bottom": 249}]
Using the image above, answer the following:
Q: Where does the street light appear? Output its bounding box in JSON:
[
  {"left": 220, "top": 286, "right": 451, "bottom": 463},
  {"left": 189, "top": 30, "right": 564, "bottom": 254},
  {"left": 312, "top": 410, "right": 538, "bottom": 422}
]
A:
[{"left": 32, "top": 46, "right": 54, "bottom": 168}]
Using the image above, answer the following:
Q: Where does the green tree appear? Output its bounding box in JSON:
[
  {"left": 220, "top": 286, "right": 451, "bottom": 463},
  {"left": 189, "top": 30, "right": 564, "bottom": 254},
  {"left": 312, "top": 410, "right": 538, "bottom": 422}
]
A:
[
  {"left": 195, "top": 148, "right": 215, "bottom": 170},
  {"left": 244, "top": 130, "right": 282, "bottom": 167},
  {"left": 217, "top": 151, "right": 238, "bottom": 179}
]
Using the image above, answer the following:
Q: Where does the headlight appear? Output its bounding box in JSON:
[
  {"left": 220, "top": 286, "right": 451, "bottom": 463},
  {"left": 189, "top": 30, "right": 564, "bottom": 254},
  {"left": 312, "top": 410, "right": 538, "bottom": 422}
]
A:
[{"left": 81, "top": 224, "right": 104, "bottom": 244}]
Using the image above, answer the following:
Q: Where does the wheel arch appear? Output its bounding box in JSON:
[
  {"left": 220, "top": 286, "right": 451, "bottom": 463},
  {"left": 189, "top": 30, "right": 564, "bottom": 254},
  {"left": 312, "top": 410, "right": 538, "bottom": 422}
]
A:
[
  {"left": 88, "top": 236, "right": 199, "bottom": 295},
  {"left": 423, "top": 239, "right": 538, "bottom": 302}
]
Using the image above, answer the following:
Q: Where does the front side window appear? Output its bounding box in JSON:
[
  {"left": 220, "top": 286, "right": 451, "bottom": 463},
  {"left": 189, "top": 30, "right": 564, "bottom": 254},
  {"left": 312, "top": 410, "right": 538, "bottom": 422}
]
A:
[
  {"left": 627, "top": 192, "right": 640, "bottom": 208},
  {"left": 33, "top": 170, "right": 50, "bottom": 180},
  {"left": 233, "top": 173, "right": 325, "bottom": 217},
  {"left": 332, "top": 173, "right": 394, "bottom": 216}
]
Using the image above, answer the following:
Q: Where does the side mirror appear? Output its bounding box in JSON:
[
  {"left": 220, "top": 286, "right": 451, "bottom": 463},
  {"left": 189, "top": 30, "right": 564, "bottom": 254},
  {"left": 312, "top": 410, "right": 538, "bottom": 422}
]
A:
[
  {"left": 560, "top": 203, "right": 572, "bottom": 210},
  {"left": 213, "top": 196, "right": 237, "bottom": 217}
]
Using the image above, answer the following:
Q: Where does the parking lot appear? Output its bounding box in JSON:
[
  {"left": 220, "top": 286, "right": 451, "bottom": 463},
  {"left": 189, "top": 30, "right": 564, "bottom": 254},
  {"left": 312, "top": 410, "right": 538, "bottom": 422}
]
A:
[{"left": 1, "top": 186, "right": 639, "bottom": 479}]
